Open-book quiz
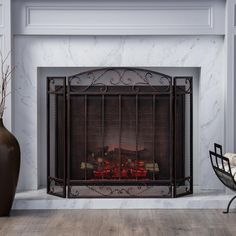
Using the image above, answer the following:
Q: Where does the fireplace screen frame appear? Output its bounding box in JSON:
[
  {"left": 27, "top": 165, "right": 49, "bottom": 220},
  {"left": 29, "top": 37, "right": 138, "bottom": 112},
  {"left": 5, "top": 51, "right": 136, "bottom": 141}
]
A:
[{"left": 47, "top": 67, "right": 193, "bottom": 198}]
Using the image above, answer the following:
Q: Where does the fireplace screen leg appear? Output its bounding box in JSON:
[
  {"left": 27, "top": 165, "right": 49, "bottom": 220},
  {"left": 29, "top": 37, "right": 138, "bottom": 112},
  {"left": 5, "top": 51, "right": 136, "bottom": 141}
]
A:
[{"left": 223, "top": 195, "right": 236, "bottom": 214}]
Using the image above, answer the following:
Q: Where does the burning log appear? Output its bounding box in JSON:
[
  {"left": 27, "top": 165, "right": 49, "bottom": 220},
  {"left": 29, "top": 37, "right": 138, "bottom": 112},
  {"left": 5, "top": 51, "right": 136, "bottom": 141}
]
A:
[
  {"left": 80, "top": 162, "right": 94, "bottom": 169},
  {"left": 145, "top": 163, "right": 159, "bottom": 172},
  {"left": 81, "top": 145, "right": 159, "bottom": 178}
]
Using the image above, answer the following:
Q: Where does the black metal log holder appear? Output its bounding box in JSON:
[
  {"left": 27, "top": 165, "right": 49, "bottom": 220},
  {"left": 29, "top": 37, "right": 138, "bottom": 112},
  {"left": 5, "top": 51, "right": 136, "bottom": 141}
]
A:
[
  {"left": 47, "top": 67, "right": 193, "bottom": 198},
  {"left": 209, "top": 143, "right": 236, "bottom": 213}
]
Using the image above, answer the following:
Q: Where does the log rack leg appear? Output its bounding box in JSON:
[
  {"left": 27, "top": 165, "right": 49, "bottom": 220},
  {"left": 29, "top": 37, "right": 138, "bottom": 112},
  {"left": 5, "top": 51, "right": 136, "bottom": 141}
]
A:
[{"left": 223, "top": 195, "right": 236, "bottom": 214}]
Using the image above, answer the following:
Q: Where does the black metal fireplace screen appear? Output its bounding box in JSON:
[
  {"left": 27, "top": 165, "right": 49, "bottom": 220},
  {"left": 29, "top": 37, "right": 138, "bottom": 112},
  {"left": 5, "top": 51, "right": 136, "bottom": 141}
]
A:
[{"left": 47, "top": 67, "right": 193, "bottom": 198}]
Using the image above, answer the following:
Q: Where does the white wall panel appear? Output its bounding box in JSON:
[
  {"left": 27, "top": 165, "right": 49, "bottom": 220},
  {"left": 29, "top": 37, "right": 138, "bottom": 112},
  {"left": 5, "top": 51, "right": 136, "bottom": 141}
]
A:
[
  {"left": 0, "top": 35, "right": 2, "bottom": 51},
  {"left": 224, "top": 1, "right": 236, "bottom": 155},
  {"left": 0, "top": 4, "right": 3, "bottom": 27},
  {"left": 13, "top": 0, "right": 225, "bottom": 35},
  {"left": 26, "top": 6, "right": 212, "bottom": 27}
]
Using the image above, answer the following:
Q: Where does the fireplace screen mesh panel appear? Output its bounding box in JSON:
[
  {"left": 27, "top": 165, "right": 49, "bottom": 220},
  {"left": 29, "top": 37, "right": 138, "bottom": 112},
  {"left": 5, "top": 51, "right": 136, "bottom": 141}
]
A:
[
  {"left": 47, "top": 68, "right": 193, "bottom": 198},
  {"left": 47, "top": 77, "right": 66, "bottom": 198},
  {"left": 70, "top": 93, "right": 172, "bottom": 182},
  {"left": 174, "top": 77, "right": 193, "bottom": 197}
]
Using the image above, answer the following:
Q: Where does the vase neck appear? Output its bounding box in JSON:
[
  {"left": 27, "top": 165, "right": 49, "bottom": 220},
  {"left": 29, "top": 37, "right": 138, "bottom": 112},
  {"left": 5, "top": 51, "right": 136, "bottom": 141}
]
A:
[{"left": 0, "top": 119, "right": 4, "bottom": 127}]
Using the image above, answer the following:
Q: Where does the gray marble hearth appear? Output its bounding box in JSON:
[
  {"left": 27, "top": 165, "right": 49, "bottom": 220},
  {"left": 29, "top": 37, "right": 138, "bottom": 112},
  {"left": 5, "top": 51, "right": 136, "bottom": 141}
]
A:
[{"left": 13, "top": 190, "right": 236, "bottom": 210}]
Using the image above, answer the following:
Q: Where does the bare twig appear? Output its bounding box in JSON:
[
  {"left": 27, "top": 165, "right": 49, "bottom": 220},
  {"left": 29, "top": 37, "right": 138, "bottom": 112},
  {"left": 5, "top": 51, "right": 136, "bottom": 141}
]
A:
[{"left": 0, "top": 51, "right": 13, "bottom": 119}]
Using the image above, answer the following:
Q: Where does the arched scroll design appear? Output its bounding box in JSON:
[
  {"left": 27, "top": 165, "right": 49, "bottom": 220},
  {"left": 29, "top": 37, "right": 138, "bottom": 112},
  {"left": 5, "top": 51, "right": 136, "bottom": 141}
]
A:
[
  {"left": 174, "top": 77, "right": 192, "bottom": 94},
  {"left": 47, "top": 77, "right": 66, "bottom": 94},
  {"left": 68, "top": 67, "right": 172, "bottom": 94}
]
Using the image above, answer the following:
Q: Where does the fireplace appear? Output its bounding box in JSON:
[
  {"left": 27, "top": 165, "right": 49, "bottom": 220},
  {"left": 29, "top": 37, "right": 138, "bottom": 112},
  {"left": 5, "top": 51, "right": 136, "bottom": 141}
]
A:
[{"left": 47, "top": 67, "right": 193, "bottom": 198}]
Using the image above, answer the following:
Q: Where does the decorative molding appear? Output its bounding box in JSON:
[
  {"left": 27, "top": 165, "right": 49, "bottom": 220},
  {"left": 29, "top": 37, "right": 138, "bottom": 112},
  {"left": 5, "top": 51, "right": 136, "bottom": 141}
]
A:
[
  {"left": 12, "top": 0, "right": 225, "bottom": 35},
  {"left": 0, "top": 3, "right": 4, "bottom": 28},
  {"left": 225, "top": 0, "right": 235, "bottom": 154},
  {"left": 234, "top": 4, "right": 236, "bottom": 28},
  {"left": 0, "top": 35, "right": 3, "bottom": 52},
  {"left": 25, "top": 5, "right": 212, "bottom": 28}
]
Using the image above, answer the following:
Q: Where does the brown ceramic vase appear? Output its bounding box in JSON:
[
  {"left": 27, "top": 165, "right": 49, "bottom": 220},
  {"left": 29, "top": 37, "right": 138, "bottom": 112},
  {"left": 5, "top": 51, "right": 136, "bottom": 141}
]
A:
[{"left": 0, "top": 118, "right": 20, "bottom": 216}]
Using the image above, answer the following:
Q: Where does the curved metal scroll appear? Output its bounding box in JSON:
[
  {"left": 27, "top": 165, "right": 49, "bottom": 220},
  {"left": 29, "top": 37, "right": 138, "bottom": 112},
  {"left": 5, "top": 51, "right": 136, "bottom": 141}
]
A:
[
  {"left": 68, "top": 67, "right": 172, "bottom": 94},
  {"left": 174, "top": 77, "right": 192, "bottom": 94}
]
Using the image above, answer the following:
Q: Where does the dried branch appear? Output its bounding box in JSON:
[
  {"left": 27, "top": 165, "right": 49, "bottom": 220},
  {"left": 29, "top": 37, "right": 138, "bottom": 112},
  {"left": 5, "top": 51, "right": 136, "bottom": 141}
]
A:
[{"left": 0, "top": 51, "right": 13, "bottom": 119}]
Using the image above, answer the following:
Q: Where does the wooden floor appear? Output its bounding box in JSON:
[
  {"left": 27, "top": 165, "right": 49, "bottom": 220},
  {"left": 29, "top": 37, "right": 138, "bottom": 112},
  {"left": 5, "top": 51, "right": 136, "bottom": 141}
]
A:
[{"left": 1, "top": 210, "right": 236, "bottom": 236}]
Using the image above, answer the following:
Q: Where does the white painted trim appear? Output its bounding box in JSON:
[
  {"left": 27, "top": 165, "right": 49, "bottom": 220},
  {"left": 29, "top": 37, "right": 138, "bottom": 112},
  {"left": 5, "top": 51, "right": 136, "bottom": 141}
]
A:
[
  {"left": 12, "top": 0, "right": 225, "bottom": 35},
  {"left": 0, "top": 3, "right": 4, "bottom": 28},
  {"left": 25, "top": 5, "right": 213, "bottom": 28},
  {"left": 225, "top": 0, "right": 235, "bottom": 154}
]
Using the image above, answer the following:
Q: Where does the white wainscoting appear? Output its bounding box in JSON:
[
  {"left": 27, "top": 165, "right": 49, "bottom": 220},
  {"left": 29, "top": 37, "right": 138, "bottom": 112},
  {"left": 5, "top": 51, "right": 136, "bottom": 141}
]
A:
[
  {"left": 12, "top": 0, "right": 225, "bottom": 35},
  {"left": 0, "top": 3, "right": 3, "bottom": 27}
]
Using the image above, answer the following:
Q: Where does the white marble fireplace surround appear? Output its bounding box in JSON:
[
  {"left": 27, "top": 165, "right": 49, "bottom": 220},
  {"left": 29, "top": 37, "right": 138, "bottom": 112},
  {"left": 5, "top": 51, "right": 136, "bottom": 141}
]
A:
[
  {"left": 1, "top": 0, "right": 235, "bottom": 208},
  {"left": 14, "top": 35, "right": 223, "bottom": 192}
]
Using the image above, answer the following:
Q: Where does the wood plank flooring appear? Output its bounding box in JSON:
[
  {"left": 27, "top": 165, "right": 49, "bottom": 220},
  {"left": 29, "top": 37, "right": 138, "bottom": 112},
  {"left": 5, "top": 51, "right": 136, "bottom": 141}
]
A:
[{"left": 1, "top": 210, "right": 236, "bottom": 236}]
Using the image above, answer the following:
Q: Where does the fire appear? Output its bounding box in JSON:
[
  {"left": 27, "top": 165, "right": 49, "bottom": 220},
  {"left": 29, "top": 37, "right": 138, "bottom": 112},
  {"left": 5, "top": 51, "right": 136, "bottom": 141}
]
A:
[{"left": 80, "top": 145, "right": 159, "bottom": 179}]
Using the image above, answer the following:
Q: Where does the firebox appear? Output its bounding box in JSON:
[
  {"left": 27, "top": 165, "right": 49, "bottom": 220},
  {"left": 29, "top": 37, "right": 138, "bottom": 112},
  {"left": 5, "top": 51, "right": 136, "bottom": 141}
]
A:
[{"left": 47, "top": 67, "right": 193, "bottom": 198}]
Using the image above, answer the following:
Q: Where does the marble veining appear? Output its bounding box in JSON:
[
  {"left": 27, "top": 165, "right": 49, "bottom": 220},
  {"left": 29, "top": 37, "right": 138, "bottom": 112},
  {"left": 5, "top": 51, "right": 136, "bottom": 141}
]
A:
[
  {"left": 13, "top": 189, "right": 235, "bottom": 210},
  {"left": 13, "top": 35, "right": 224, "bottom": 192}
]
